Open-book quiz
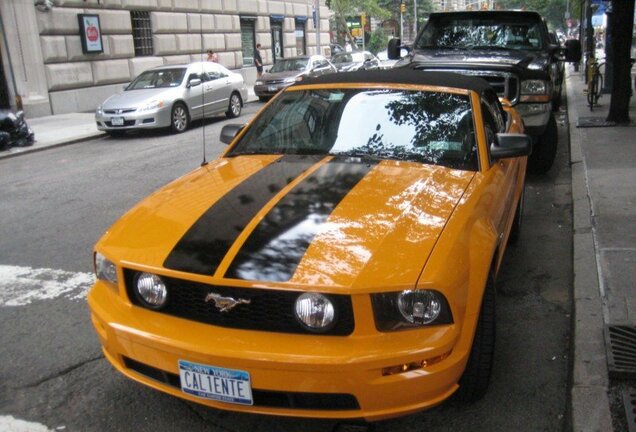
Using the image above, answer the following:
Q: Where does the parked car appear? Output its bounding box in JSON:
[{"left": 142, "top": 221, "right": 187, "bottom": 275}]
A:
[
  {"left": 388, "top": 10, "right": 581, "bottom": 173},
  {"left": 95, "top": 62, "right": 248, "bottom": 136},
  {"left": 376, "top": 48, "right": 408, "bottom": 69},
  {"left": 331, "top": 51, "right": 380, "bottom": 72},
  {"left": 253, "top": 55, "right": 336, "bottom": 101},
  {"left": 88, "top": 69, "right": 530, "bottom": 421},
  {"left": 0, "top": 110, "right": 34, "bottom": 151},
  {"left": 329, "top": 43, "right": 345, "bottom": 56}
]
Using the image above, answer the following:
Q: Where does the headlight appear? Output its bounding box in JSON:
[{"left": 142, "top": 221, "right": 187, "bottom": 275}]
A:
[
  {"left": 284, "top": 76, "right": 298, "bottom": 83},
  {"left": 134, "top": 272, "right": 167, "bottom": 309},
  {"left": 294, "top": 293, "right": 335, "bottom": 332},
  {"left": 94, "top": 252, "right": 117, "bottom": 284},
  {"left": 371, "top": 290, "right": 452, "bottom": 332},
  {"left": 138, "top": 100, "right": 164, "bottom": 111},
  {"left": 520, "top": 80, "right": 548, "bottom": 95},
  {"left": 255, "top": 80, "right": 263, "bottom": 85}
]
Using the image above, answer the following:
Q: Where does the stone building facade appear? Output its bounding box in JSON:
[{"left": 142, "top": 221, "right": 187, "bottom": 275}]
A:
[{"left": 0, "top": 0, "right": 330, "bottom": 118}]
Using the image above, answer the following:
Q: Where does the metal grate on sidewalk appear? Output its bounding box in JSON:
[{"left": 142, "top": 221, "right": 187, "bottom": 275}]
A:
[
  {"left": 623, "top": 390, "right": 636, "bottom": 432},
  {"left": 605, "top": 325, "right": 636, "bottom": 379}
]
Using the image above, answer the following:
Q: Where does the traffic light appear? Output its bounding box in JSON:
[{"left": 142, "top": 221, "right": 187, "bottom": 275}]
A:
[{"left": 400, "top": 3, "right": 406, "bottom": 13}]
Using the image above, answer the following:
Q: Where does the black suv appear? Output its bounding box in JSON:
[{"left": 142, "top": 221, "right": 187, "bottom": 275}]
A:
[{"left": 389, "top": 10, "right": 581, "bottom": 173}]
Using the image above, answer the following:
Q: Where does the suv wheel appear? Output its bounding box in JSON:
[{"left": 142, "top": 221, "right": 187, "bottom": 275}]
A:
[{"left": 528, "top": 114, "right": 557, "bottom": 174}]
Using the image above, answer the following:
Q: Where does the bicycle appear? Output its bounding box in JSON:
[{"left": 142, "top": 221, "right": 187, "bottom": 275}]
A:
[{"left": 586, "top": 57, "right": 604, "bottom": 110}]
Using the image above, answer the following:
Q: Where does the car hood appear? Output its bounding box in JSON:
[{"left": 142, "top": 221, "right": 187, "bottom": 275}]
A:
[
  {"left": 97, "top": 155, "right": 474, "bottom": 292},
  {"left": 405, "top": 48, "right": 549, "bottom": 71},
  {"left": 101, "top": 88, "right": 179, "bottom": 109},
  {"left": 261, "top": 71, "right": 302, "bottom": 82}
]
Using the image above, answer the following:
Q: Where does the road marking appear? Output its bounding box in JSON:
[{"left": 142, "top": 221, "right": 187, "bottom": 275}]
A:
[
  {"left": 0, "top": 265, "right": 94, "bottom": 307},
  {"left": 0, "top": 416, "right": 53, "bottom": 432}
]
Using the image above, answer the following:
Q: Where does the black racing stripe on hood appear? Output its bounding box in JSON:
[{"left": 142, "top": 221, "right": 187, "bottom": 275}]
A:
[
  {"left": 163, "top": 155, "right": 322, "bottom": 275},
  {"left": 225, "top": 158, "right": 378, "bottom": 282}
]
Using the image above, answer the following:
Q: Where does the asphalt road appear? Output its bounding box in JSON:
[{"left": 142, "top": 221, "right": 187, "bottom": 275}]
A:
[{"left": 0, "top": 102, "right": 573, "bottom": 432}]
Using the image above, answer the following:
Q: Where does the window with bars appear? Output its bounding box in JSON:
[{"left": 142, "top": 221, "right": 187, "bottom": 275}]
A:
[
  {"left": 240, "top": 18, "right": 256, "bottom": 67},
  {"left": 131, "top": 11, "right": 153, "bottom": 56}
]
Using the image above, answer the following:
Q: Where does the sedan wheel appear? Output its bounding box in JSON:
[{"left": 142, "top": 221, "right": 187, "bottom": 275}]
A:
[
  {"left": 171, "top": 102, "right": 189, "bottom": 133},
  {"left": 226, "top": 93, "right": 242, "bottom": 119}
]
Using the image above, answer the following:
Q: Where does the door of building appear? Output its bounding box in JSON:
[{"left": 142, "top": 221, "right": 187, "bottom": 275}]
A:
[{"left": 271, "top": 21, "right": 283, "bottom": 63}]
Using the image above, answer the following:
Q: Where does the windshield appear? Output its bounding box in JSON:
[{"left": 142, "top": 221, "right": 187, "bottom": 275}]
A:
[
  {"left": 332, "top": 53, "right": 365, "bottom": 64},
  {"left": 127, "top": 68, "right": 186, "bottom": 90},
  {"left": 228, "top": 88, "right": 477, "bottom": 171},
  {"left": 417, "top": 15, "right": 545, "bottom": 51},
  {"left": 269, "top": 58, "right": 309, "bottom": 73}
]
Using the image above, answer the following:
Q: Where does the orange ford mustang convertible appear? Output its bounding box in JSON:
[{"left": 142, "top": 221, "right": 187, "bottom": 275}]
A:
[{"left": 88, "top": 70, "right": 530, "bottom": 421}]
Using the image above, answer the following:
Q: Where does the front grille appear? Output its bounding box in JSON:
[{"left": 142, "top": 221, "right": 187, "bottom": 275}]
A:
[
  {"left": 425, "top": 69, "right": 520, "bottom": 104},
  {"left": 104, "top": 109, "right": 136, "bottom": 114},
  {"left": 124, "top": 270, "right": 355, "bottom": 336},
  {"left": 105, "top": 120, "right": 135, "bottom": 127},
  {"left": 123, "top": 356, "right": 360, "bottom": 411},
  {"left": 264, "top": 79, "right": 285, "bottom": 85}
]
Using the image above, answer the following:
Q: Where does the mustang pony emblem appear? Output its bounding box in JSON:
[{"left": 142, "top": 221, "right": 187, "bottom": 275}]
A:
[{"left": 204, "top": 292, "right": 251, "bottom": 312}]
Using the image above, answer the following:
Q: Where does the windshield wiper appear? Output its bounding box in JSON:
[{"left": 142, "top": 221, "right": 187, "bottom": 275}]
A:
[{"left": 467, "top": 45, "right": 515, "bottom": 51}]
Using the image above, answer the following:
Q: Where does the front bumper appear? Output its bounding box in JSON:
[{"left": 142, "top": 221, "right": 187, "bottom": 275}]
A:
[
  {"left": 253, "top": 82, "right": 293, "bottom": 97},
  {"left": 88, "top": 280, "right": 473, "bottom": 421},
  {"left": 95, "top": 106, "right": 172, "bottom": 131},
  {"left": 514, "top": 102, "right": 551, "bottom": 137}
]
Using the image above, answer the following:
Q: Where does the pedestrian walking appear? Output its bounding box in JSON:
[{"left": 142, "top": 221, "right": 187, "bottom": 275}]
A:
[
  {"left": 207, "top": 50, "right": 218, "bottom": 62},
  {"left": 254, "top": 43, "right": 263, "bottom": 78}
]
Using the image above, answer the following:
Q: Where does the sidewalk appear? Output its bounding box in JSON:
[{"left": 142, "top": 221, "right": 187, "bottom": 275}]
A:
[
  {"left": 567, "top": 66, "right": 636, "bottom": 431},
  {"left": 0, "top": 88, "right": 259, "bottom": 160}
]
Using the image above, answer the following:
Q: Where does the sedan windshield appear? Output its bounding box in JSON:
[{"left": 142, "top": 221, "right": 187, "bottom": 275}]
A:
[
  {"left": 417, "top": 15, "right": 545, "bottom": 51},
  {"left": 228, "top": 88, "right": 477, "bottom": 171},
  {"left": 127, "top": 68, "right": 187, "bottom": 90},
  {"left": 269, "top": 59, "right": 309, "bottom": 73}
]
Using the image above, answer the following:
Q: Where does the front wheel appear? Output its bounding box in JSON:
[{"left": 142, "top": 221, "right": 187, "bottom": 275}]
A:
[
  {"left": 226, "top": 93, "right": 242, "bottom": 118},
  {"left": 527, "top": 114, "right": 558, "bottom": 174},
  {"left": 455, "top": 273, "right": 496, "bottom": 402},
  {"left": 170, "top": 102, "right": 189, "bottom": 133}
]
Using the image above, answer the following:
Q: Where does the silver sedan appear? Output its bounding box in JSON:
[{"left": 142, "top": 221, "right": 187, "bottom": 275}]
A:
[{"left": 95, "top": 62, "right": 248, "bottom": 135}]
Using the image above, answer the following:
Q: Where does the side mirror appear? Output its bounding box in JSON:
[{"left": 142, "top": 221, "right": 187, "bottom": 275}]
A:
[
  {"left": 564, "top": 39, "right": 582, "bottom": 63},
  {"left": 188, "top": 78, "right": 202, "bottom": 88},
  {"left": 491, "top": 133, "right": 532, "bottom": 160},
  {"left": 220, "top": 123, "right": 245, "bottom": 144},
  {"left": 388, "top": 38, "right": 402, "bottom": 60}
]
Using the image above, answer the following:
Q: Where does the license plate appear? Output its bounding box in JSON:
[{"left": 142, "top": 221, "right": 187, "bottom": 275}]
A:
[
  {"left": 268, "top": 86, "right": 277, "bottom": 92},
  {"left": 111, "top": 116, "right": 124, "bottom": 126},
  {"left": 178, "top": 360, "right": 253, "bottom": 405}
]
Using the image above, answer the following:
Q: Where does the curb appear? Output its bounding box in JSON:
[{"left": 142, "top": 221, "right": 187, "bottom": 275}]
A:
[
  {"left": 566, "top": 69, "right": 614, "bottom": 432},
  {"left": 0, "top": 132, "right": 106, "bottom": 161}
]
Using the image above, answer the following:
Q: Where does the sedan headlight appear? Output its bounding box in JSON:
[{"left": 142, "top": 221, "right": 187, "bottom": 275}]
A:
[
  {"left": 138, "top": 100, "right": 164, "bottom": 111},
  {"left": 255, "top": 80, "right": 263, "bottom": 85},
  {"left": 371, "top": 290, "right": 452, "bottom": 331},
  {"left": 94, "top": 252, "right": 117, "bottom": 284},
  {"left": 284, "top": 76, "right": 298, "bottom": 83},
  {"left": 294, "top": 292, "right": 335, "bottom": 332},
  {"left": 134, "top": 272, "right": 168, "bottom": 309}
]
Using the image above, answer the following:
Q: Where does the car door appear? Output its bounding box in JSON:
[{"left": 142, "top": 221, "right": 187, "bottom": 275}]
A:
[
  {"left": 482, "top": 94, "right": 519, "bottom": 243},
  {"left": 204, "top": 63, "right": 232, "bottom": 114},
  {"left": 184, "top": 66, "right": 206, "bottom": 120}
]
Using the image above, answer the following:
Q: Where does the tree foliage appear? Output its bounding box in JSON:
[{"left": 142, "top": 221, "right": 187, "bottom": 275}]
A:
[{"left": 497, "top": 0, "right": 568, "bottom": 30}]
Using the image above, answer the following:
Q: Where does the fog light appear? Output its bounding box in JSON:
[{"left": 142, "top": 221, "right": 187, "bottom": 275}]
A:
[
  {"left": 294, "top": 293, "right": 335, "bottom": 331},
  {"left": 135, "top": 272, "right": 167, "bottom": 309}
]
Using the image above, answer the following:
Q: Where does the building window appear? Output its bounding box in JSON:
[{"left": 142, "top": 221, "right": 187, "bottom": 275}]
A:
[
  {"left": 131, "top": 11, "right": 153, "bottom": 56},
  {"left": 240, "top": 18, "right": 256, "bottom": 67},
  {"left": 295, "top": 19, "right": 306, "bottom": 56}
]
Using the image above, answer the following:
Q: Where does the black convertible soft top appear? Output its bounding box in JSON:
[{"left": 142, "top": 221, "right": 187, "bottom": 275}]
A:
[{"left": 299, "top": 68, "right": 493, "bottom": 94}]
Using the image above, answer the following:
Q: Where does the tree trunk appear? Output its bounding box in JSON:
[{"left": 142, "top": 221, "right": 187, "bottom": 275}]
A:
[{"left": 606, "top": 0, "right": 635, "bottom": 124}]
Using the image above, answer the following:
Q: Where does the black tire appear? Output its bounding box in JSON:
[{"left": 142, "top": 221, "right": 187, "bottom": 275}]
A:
[
  {"left": 552, "top": 85, "right": 562, "bottom": 111},
  {"left": 508, "top": 185, "right": 524, "bottom": 244},
  {"left": 455, "top": 273, "right": 496, "bottom": 402},
  {"left": 226, "top": 92, "right": 242, "bottom": 118},
  {"left": 170, "top": 102, "right": 189, "bottom": 133},
  {"left": 527, "top": 114, "right": 557, "bottom": 174}
]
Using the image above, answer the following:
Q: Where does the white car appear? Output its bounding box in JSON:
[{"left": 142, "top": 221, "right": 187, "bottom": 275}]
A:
[
  {"left": 96, "top": 62, "right": 248, "bottom": 136},
  {"left": 376, "top": 48, "right": 409, "bottom": 69}
]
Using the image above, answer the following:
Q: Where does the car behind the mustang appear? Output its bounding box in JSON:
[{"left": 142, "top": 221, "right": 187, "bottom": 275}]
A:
[{"left": 88, "top": 70, "right": 530, "bottom": 421}]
